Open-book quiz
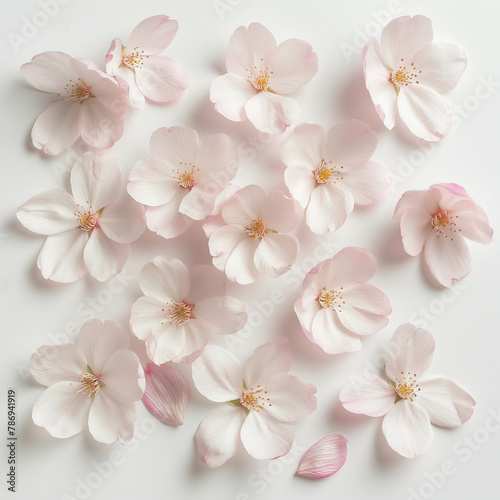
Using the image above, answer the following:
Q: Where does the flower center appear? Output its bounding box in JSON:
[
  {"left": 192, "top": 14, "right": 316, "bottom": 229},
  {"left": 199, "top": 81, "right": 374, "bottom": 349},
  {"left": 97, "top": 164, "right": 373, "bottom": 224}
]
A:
[
  {"left": 390, "top": 59, "right": 421, "bottom": 88},
  {"left": 239, "top": 385, "right": 271, "bottom": 413},
  {"left": 173, "top": 163, "right": 198, "bottom": 189},
  {"left": 123, "top": 46, "right": 148, "bottom": 69},
  {"left": 74, "top": 204, "right": 99, "bottom": 232},
  {"left": 318, "top": 287, "right": 345, "bottom": 312},
  {"left": 314, "top": 159, "right": 343, "bottom": 184},
  {"left": 394, "top": 372, "right": 420, "bottom": 401},
  {"left": 246, "top": 62, "right": 273, "bottom": 91},
  {"left": 244, "top": 216, "right": 268, "bottom": 240},
  {"left": 74, "top": 371, "right": 101, "bottom": 398},
  {"left": 162, "top": 300, "right": 192, "bottom": 326},
  {"left": 430, "top": 209, "right": 460, "bottom": 240},
  {"left": 60, "top": 78, "right": 93, "bottom": 103}
]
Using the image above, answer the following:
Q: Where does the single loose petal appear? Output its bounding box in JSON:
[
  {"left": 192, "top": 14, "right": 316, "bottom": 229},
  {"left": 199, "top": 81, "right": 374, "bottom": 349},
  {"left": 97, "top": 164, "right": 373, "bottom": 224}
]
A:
[{"left": 296, "top": 434, "right": 348, "bottom": 479}]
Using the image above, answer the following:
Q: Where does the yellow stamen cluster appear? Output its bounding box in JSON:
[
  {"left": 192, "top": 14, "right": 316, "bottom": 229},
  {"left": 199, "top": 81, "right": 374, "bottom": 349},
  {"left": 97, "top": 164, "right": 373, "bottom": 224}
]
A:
[
  {"left": 74, "top": 203, "right": 98, "bottom": 232},
  {"left": 173, "top": 163, "right": 198, "bottom": 189},
  {"left": 391, "top": 58, "right": 421, "bottom": 88},
  {"left": 240, "top": 385, "right": 271, "bottom": 412},
  {"left": 162, "top": 300, "right": 192, "bottom": 326},
  {"left": 244, "top": 215, "right": 268, "bottom": 240},
  {"left": 314, "top": 159, "right": 343, "bottom": 184},
  {"left": 431, "top": 209, "right": 460, "bottom": 240},
  {"left": 59, "top": 78, "right": 92, "bottom": 103},
  {"left": 246, "top": 59, "right": 273, "bottom": 91},
  {"left": 318, "top": 287, "right": 345, "bottom": 312},
  {"left": 123, "top": 46, "right": 149, "bottom": 69},
  {"left": 394, "top": 372, "right": 420, "bottom": 401},
  {"left": 74, "top": 372, "right": 100, "bottom": 398}
]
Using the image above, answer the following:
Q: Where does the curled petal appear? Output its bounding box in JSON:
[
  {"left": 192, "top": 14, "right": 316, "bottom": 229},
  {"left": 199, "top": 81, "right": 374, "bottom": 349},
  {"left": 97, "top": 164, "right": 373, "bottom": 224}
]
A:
[
  {"left": 142, "top": 363, "right": 190, "bottom": 425},
  {"left": 296, "top": 434, "right": 348, "bottom": 479}
]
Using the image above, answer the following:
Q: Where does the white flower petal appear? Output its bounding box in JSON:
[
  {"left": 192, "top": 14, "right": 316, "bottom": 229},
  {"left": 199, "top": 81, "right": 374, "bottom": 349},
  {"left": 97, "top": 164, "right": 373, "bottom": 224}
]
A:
[
  {"left": 193, "top": 296, "right": 247, "bottom": 336},
  {"left": 149, "top": 126, "right": 199, "bottom": 164},
  {"left": 126, "top": 15, "right": 178, "bottom": 55},
  {"left": 224, "top": 237, "right": 260, "bottom": 284},
  {"left": 210, "top": 73, "right": 256, "bottom": 122},
  {"left": 145, "top": 197, "right": 193, "bottom": 239},
  {"left": 399, "top": 207, "right": 434, "bottom": 256},
  {"left": 253, "top": 233, "right": 299, "bottom": 278},
  {"left": 130, "top": 296, "right": 165, "bottom": 341},
  {"left": 311, "top": 308, "right": 361, "bottom": 354},
  {"left": 101, "top": 350, "right": 144, "bottom": 402},
  {"left": 262, "top": 190, "right": 303, "bottom": 233},
  {"left": 208, "top": 225, "right": 247, "bottom": 271},
  {"left": 284, "top": 165, "right": 316, "bottom": 208},
  {"left": 185, "top": 265, "right": 226, "bottom": 303},
  {"left": 98, "top": 195, "right": 145, "bottom": 244},
  {"left": 280, "top": 122, "right": 324, "bottom": 169},
  {"left": 221, "top": 184, "right": 266, "bottom": 225}
]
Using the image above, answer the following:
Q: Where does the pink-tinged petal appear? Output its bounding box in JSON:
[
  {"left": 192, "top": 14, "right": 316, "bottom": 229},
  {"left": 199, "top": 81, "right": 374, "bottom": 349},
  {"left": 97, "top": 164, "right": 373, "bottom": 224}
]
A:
[
  {"left": 110, "top": 64, "right": 145, "bottom": 109},
  {"left": 342, "top": 160, "right": 392, "bottom": 206},
  {"left": 448, "top": 200, "right": 493, "bottom": 244},
  {"left": 221, "top": 184, "right": 266, "bottom": 225},
  {"left": 416, "top": 377, "right": 475, "bottom": 428},
  {"left": 306, "top": 184, "right": 354, "bottom": 234},
  {"left": 284, "top": 165, "right": 316, "bottom": 208},
  {"left": 397, "top": 85, "right": 451, "bottom": 141},
  {"left": 203, "top": 213, "right": 226, "bottom": 238},
  {"left": 105, "top": 38, "right": 123, "bottom": 70},
  {"left": 37, "top": 230, "right": 87, "bottom": 283},
  {"left": 126, "top": 15, "right": 178, "bottom": 55},
  {"left": 186, "top": 265, "right": 226, "bottom": 303},
  {"left": 142, "top": 363, "right": 190, "bottom": 425},
  {"left": 380, "top": 15, "right": 434, "bottom": 67},
  {"left": 424, "top": 232, "right": 472, "bottom": 287},
  {"left": 385, "top": 324, "right": 435, "bottom": 382},
  {"left": 193, "top": 296, "right": 247, "bottom": 335},
  {"left": 210, "top": 73, "right": 256, "bottom": 122},
  {"left": 178, "top": 186, "right": 214, "bottom": 221},
  {"left": 101, "top": 350, "right": 144, "bottom": 402},
  {"left": 262, "top": 190, "right": 303, "bottom": 233},
  {"left": 271, "top": 39, "right": 318, "bottom": 94},
  {"left": 322, "top": 120, "right": 378, "bottom": 169},
  {"left": 382, "top": 400, "right": 433, "bottom": 458},
  {"left": 30, "top": 344, "right": 86, "bottom": 387},
  {"left": 70, "top": 153, "right": 121, "bottom": 209},
  {"left": 128, "top": 157, "right": 182, "bottom": 207},
  {"left": 241, "top": 411, "right": 295, "bottom": 460},
  {"left": 244, "top": 91, "right": 300, "bottom": 134},
  {"left": 254, "top": 233, "right": 299, "bottom": 278},
  {"left": 32, "top": 382, "right": 92, "bottom": 438},
  {"left": 263, "top": 374, "right": 317, "bottom": 423},
  {"left": 209, "top": 225, "right": 247, "bottom": 271},
  {"left": 76, "top": 319, "right": 129, "bottom": 374},
  {"left": 192, "top": 345, "right": 243, "bottom": 401},
  {"left": 363, "top": 39, "right": 397, "bottom": 130},
  {"left": 243, "top": 338, "right": 292, "bottom": 387},
  {"left": 195, "top": 406, "right": 245, "bottom": 468},
  {"left": 88, "top": 393, "right": 136, "bottom": 444},
  {"left": 433, "top": 183, "right": 469, "bottom": 198},
  {"left": 412, "top": 42, "right": 466, "bottom": 93},
  {"left": 224, "top": 237, "right": 260, "bottom": 284},
  {"left": 136, "top": 56, "right": 189, "bottom": 103},
  {"left": 311, "top": 308, "right": 361, "bottom": 354},
  {"left": 280, "top": 122, "right": 324, "bottom": 169},
  {"left": 83, "top": 229, "right": 129, "bottom": 281},
  {"left": 296, "top": 434, "right": 348, "bottom": 479},
  {"left": 399, "top": 207, "right": 434, "bottom": 256},
  {"left": 16, "top": 189, "right": 78, "bottom": 235},
  {"left": 393, "top": 186, "right": 441, "bottom": 221},
  {"left": 98, "top": 195, "right": 145, "bottom": 244},
  {"left": 145, "top": 192, "right": 192, "bottom": 239},
  {"left": 338, "top": 283, "right": 391, "bottom": 335},
  {"left": 225, "top": 22, "right": 277, "bottom": 77},
  {"left": 139, "top": 255, "right": 190, "bottom": 302},
  {"left": 130, "top": 295, "right": 165, "bottom": 340},
  {"left": 294, "top": 297, "right": 321, "bottom": 342},
  {"left": 340, "top": 374, "right": 396, "bottom": 417},
  {"left": 31, "top": 100, "right": 80, "bottom": 155},
  {"left": 150, "top": 126, "right": 198, "bottom": 165}
]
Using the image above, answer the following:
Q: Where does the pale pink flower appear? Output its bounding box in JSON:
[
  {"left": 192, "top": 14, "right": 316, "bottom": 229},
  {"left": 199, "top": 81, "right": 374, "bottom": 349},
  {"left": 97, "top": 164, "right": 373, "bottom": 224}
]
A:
[
  {"left": 295, "top": 247, "right": 391, "bottom": 354},
  {"left": 130, "top": 256, "right": 247, "bottom": 364},
  {"left": 16, "top": 152, "right": 145, "bottom": 283},
  {"left": 21, "top": 51, "right": 129, "bottom": 155},
  {"left": 142, "top": 363, "right": 190, "bottom": 425},
  {"left": 296, "top": 435, "right": 348, "bottom": 479},
  {"left": 363, "top": 15, "right": 466, "bottom": 141},
  {"left": 30, "top": 319, "right": 145, "bottom": 444},
  {"left": 393, "top": 183, "right": 493, "bottom": 287},
  {"left": 127, "top": 126, "right": 239, "bottom": 239},
  {"left": 281, "top": 120, "right": 391, "bottom": 233},
  {"left": 193, "top": 338, "right": 317, "bottom": 467},
  {"left": 210, "top": 22, "right": 318, "bottom": 134},
  {"left": 340, "top": 323, "right": 475, "bottom": 458},
  {"left": 106, "top": 15, "right": 190, "bottom": 109},
  {"left": 208, "top": 185, "right": 303, "bottom": 284}
]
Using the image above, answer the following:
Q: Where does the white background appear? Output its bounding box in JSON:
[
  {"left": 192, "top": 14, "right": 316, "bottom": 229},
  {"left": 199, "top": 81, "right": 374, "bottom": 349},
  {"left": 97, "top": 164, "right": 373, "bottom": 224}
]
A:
[{"left": 1, "top": 1, "right": 500, "bottom": 499}]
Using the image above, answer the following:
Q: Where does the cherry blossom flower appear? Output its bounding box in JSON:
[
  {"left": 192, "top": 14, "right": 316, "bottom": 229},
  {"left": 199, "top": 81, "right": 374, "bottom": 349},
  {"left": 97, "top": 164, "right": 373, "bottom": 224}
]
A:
[
  {"left": 281, "top": 120, "right": 391, "bottom": 233},
  {"left": 207, "top": 185, "right": 303, "bottom": 284},
  {"left": 30, "top": 319, "right": 145, "bottom": 444},
  {"left": 295, "top": 247, "right": 391, "bottom": 354},
  {"left": 16, "top": 153, "right": 145, "bottom": 283},
  {"left": 340, "top": 323, "right": 475, "bottom": 458},
  {"left": 296, "top": 434, "right": 348, "bottom": 479},
  {"left": 210, "top": 22, "right": 318, "bottom": 134},
  {"left": 21, "top": 51, "right": 129, "bottom": 155},
  {"left": 130, "top": 256, "right": 247, "bottom": 364},
  {"left": 127, "top": 126, "right": 239, "bottom": 239},
  {"left": 106, "top": 15, "right": 190, "bottom": 109},
  {"left": 142, "top": 363, "right": 190, "bottom": 425},
  {"left": 192, "top": 338, "right": 317, "bottom": 467},
  {"left": 393, "top": 183, "right": 493, "bottom": 287},
  {"left": 363, "top": 15, "right": 466, "bottom": 141}
]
